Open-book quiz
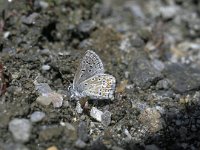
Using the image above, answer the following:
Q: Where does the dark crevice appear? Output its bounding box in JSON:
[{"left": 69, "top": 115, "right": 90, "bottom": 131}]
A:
[{"left": 41, "top": 21, "right": 57, "bottom": 42}]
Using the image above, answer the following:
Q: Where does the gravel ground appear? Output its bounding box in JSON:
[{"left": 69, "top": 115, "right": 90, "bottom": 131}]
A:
[{"left": 0, "top": 0, "right": 200, "bottom": 149}]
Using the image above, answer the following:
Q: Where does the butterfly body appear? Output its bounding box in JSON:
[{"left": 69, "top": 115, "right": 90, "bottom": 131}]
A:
[{"left": 69, "top": 50, "right": 116, "bottom": 100}]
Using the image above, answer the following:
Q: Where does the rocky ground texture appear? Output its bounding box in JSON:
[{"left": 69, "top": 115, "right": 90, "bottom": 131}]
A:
[{"left": 0, "top": 0, "right": 200, "bottom": 149}]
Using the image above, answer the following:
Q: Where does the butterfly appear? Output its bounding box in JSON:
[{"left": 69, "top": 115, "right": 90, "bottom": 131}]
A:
[{"left": 69, "top": 50, "right": 116, "bottom": 100}]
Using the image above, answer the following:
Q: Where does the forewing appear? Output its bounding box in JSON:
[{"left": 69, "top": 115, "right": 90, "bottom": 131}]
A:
[
  {"left": 77, "top": 74, "right": 116, "bottom": 100},
  {"left": 73, "top": 50, "right": 104, "bottom": 87}
]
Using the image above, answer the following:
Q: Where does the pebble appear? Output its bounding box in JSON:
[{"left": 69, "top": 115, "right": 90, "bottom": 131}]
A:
[
  {"left": 47, "top": 146, "right": 58, "bottom": 150},
  {"left": 4, "top": 143, "right": 29, "bottom": 150},
  {"left": 145, "top": 144, "right": 160, "bottom": 150},
  {"left": 30, "top": 111, "right": 45, "bottom": 123},
  {"left": 163, "top": 63, "right": 200, "bottom": 93},
  {"left": 77, "top": 121, "right": 89, "bottom": 142},
  {"left": 90, "top": 107, "right": 103, "bottom": 122},
  {"left": 9, "top": 118, "right": 32, "bottom": 143},
  {"left": 159, "top": 5, "right": 179, "bottom": 20},
  {"left": 21, "top": 13, "right": 39, "bottom": 25},
  {"left": 151, "top": 59, "right": 165, "bottom": 72},
  {"left": 34, "top": 0, "right": 49, "bottom": 9},
  {"left": 138, "top": 107, "right": 162, "bottom": 133},
  {"left": 36, "top": 95, "right": 52, "bottom": 106},
  {"left": 39, "top": 126, "right": 64, "bottom": 141},
  {"left": 42, "top": 65, "right": 51, "bottom": 71},
  {"left": 3, "top": 31, "right": 10, "bottom": 39},
  {"left": 35, "top": 83, "right": 52, "bottom": 95},
  {"left": 65, "top": 122, "right": 77, "bottom": 141},
  {"left": 75, "top": 139, "right": 87, "bottom": 149},
  {"left": 101, "top": 111, "right": 112, "bottom": 126},
  {"left": 77, "top": 20, "right": 96, "bottom": 33},
  {"left": 129, "top": 50, "right": 162, "bottom": 89},
  {"left": 156, "top": 79, "right": 170, "bottom": 90},
  {"left": 75, "top": 101, "right": 83, "bottom": 114},
  {"left": 38, "top": 1, "right": 49, "bottom": 9},
  {"left": 112, "top": 146, "right": 124, "bottom": 150},
  {"left": 35, "top": 82, "right": 63, "bottom": 108},
  {"left": 47, "top": 92, "right": 63, "bottom": 108}
]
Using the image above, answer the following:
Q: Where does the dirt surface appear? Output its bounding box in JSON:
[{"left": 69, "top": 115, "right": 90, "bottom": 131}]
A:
[{"left": 0, "top": 0, "right": 200, "bottom": 149}]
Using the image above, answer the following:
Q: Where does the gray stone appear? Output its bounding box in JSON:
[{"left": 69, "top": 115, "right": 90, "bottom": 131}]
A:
[
  {"left": 42, "top": 65, "right": 50, "bottom": 71},
  {"left": 39, "top": 126, "right": 64, "bottom": 141},
  {"left": 77, "top": 121, "right": 89, "bottom": 142},
  {"left": 90, "top": 107, "right": 103, "bottom": 122},
  {"left": 129, "top": 50, "right": 162, "bottom": 89},
  {"left": 34, "top": 0, "right": 49, "bottom": 9},
  {"left": 75, "top": 139, "right": 87, "bottom": 149},
  {"left": 9, "top": 118, "right": 32, "bottom": 143},
  {"left": 77, "top": 20, "right": 96, "bottom": 33},
  {"left": 163, "top": 63, "right": 200, "bottom": 93},
  {"left": 30, "top": 111, "right": 45, "bottom": 123},
  {"left": 21, "top": 13, "right": 39, "bottom": 25},
  {"left": 35, "top": 83, "right": 52, "bottom": 95},
  {"left": 36, "top": 95, "right": 52, "bottom": 106},
  {"left": 156, "top": 79, "right": 170, "bottom": 90},
  {"left": 3, "top": 143, "right": 29, "bottom": 150},
  {"left": 101, "top": 111, "right": 112, "bottom": 126},
  {"left": 159, "top": 5, "right": 180, "bottom": 20},
  {"left": 145, "top": 144, "right": 160, "bottom": 150},
  {"left": 112, "top": 146, "right": 124, "bottom": 150},
  {"left": 151, "top": 59, "right": 165, "bottom": 72}
]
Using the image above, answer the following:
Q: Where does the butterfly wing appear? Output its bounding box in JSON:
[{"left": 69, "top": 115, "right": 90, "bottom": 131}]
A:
[
  {"left": 73, "top": 50, "right": 105, "bottom": 89},
  {"left": 77, "top": 74, "right": 116, "bottom": 100}
]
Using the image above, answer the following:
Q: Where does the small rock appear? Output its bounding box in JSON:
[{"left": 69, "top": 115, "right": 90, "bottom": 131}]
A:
[
  {"left": 124, "top": 129, "right": 132, "bottom": 140},
  {"left": 47, "top": 146, "right": 58, "bottom": 150},
  {"left": 138, "top": 107, "right": 162, "bottom": 133},
  {"left": 35, "top": 82, "right": 63, "bottom": 108},
  {"left": 90, "top": 107, "right": 103, "bottom": 122},
  {"left": 21, "top": 13, "right": 39, "bottom": 25},
  {"left": 156, "top": 79, "right": 170, "bottom": 90},
  {"left": 77, "top": 121, "right": 89, "bottom": 142},
  {"left": 39, "top": 126, "right": 64, "bottom": 141},
  {"left": 47, "top": 92, "right": 63, "bottom": 108},
  {"left": 163, "top": 63, "right": 200, "bottom": 93},
  {"left": 30, "top": 111, "right": 45, "bottom": 123},
  {"left": 9, "top": 118, "right": 32, "bottom": 143},
  {"left": 35, "top": 83, "right": 52, "bottom": 95},
  {"left": 65, "top": 122, "right": 77, "bottom": 141},
  {"left": 77, "top": 20, "right": 96, "bottom": 33},
  {"left": 36, "top": 95, "right": 52, "bottom": 106},
  {"left": 38, "top": 1, "right": 49, "bottom": 9},
  {"left": 3, "top": 143, "right": 29, "bottom": 150},
  {"left": 129, "top": 50, "right": 162, "bottom": 89},
  {"left": 34, "top": 0, "right": 49, "bottom": 9},
  {"left": 90, "top": 140, "right": 108, "bottom": 150},
  {"left": 42, "top": 65, "right": 50, "bottom": 71},
  {"left": 145, "top": 144, "right": 160, "bottom": 150},
  {"left": 76, "top": 101, "right": 83, "bottom": 114},
  {"left": 3, "top": 31, "right": 10, "bottom": 39},
  {"left": 112, "top": 146, "right": 124, "bottom": 150},
  {"left": 151, "top": 59, "right": 165, "bottom": 72},
  {"left": 101, "top": 111, "right": 111, "bottom": 126},
  {"left": 159, "top": 5, "right": 180, "bottom": 20},
  {"left": 75, "top": 139, "right": 87, "bottom": 149}
]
